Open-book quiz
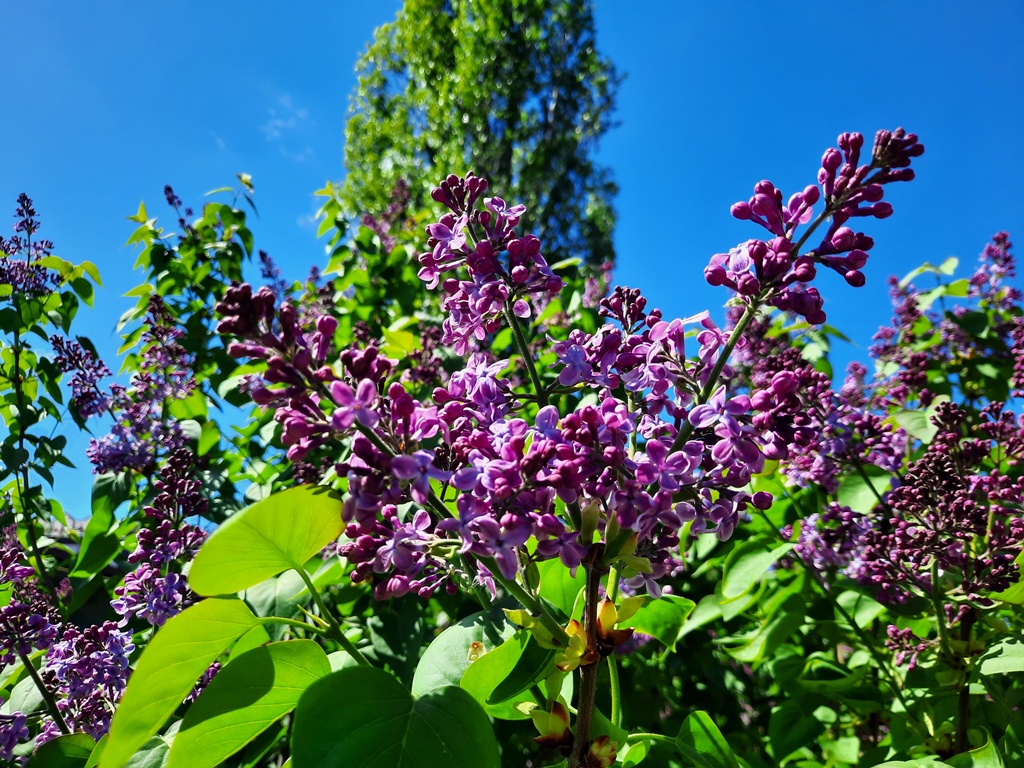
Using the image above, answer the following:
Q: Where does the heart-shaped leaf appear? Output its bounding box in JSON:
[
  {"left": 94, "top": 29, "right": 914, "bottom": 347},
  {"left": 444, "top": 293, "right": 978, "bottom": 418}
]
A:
[
  {"left": 190, "top": 486, "right": 343, "bottom": 596},
  {"left": 292, "top": 666, "right": 500, "bottom": 768},
  {"left": 168, "top": 640, "right": 330, "bottom": 768}
]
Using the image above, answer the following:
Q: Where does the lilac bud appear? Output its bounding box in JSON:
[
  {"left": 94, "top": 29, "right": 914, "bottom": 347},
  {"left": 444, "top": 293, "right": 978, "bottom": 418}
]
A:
[{"left": 821, "top": 148, "right": 842, "bottom": 173}]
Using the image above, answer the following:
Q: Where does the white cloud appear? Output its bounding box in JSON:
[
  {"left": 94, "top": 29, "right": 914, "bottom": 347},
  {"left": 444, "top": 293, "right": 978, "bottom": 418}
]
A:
[{"left": 260, "top": 94, "right": 309, "bottom": 142}]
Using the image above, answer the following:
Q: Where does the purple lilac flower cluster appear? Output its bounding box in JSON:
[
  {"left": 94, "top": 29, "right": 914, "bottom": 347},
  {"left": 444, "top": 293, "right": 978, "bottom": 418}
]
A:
[
  {"left": 419, "top": 173, "right": 565, "bottom": 354},
  {"left": 58, "top": 296, "right": 198, "bottom": 474},
  {"left": 112, "top": 450, "right": 206, "bottom": 627},
  {"left": 37, "top": 622, "right": 134, "bottom": 743},
  {"left": 871, "top": 233, "right": 1022, "bottom": 409},
  {"left": 50, "top": 337, "right": 114, "bottom": 418},
  {"left": 0, "top": 528, "right": 60, "bottom": 666},
  {"left": 785, "top": 503, "right": 872, "bottom": 577},
  {"left": 711, "top": 129, "right": 921, "bottom": 324},
  {"left": 0, "top": 194, "right": 60, "bottom": 298},
  {"left": 845, "top": 402, "right": 1024, "bottom": 606},
  {"left": 361, "top": 178, "right": 411, "bottom": 253},
  {"left": 217, "top": 131, "right": 921, "bottom": 602}
]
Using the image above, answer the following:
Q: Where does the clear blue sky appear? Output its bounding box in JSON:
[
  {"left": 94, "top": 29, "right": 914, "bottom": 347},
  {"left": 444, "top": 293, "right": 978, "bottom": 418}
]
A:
[{"left": 3, "top": 2, "right": 1023, "bottom": 516}]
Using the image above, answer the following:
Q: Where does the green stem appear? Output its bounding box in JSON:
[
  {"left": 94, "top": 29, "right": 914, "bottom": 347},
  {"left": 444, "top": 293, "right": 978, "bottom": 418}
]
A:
[
  {"left": 481, "top": 557, "right": 570, "bottom": 647},
  {"left": 258, "top": 616, "right": 326, "bottom": 636},
  {"left": 504, "top": 301, "right": 547, "bottom": 406},
  {"left": 294, "top": 567, "right": 371, "bottom": 666},
  {"left": 930, "top": 560, "right": 953, "bottom": 659},
  {"left": 670, "top": 299, "right": 762, "bottom": 454},
  {"left": 849, "top": 457, "right": 895, "bottom": 517},
  {"left": 609, "top": 563, "right": 626, "bottom": 729},
  {"left": 10, "top": 326, "right": 56, "bottom": 597},
  {"left": 755, "top": 507, "right": 916, "bottom": 719},
  {"left": 18, "top": 651, "right": 69, "bottom": 735},
  {"left": 626, "top": 732, "right": 675, "bottom": 745},
  {"left": 607, "top": 655, "right": 622, "bottom": 728},
  {"left": 568, "top": 563, "right": 603, "bottom": 768}
]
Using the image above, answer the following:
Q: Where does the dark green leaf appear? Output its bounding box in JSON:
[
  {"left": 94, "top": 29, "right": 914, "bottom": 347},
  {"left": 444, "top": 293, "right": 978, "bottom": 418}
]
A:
[{"left": 291, "top": 666, "right": 500, "bottom": 768}]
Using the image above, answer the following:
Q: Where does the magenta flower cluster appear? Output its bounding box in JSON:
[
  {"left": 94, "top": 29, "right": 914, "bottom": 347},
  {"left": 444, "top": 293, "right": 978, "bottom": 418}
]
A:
[
  {"left": 52, "top": 296, "right": 198, "bottom": 474},
  {"left": 216, "top": 129, "right": 923, "bottom": 603}
]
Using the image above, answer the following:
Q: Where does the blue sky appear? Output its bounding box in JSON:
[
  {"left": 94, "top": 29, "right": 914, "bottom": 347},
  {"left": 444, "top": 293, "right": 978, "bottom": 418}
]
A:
[{"left": 3, "top": 2, "right": 1023, "bottom": 515}]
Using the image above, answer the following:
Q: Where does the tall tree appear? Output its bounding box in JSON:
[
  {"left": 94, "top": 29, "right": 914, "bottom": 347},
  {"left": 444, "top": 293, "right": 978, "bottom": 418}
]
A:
[{"left": 340, "top": 0, "right": 620, "bottom": 266}]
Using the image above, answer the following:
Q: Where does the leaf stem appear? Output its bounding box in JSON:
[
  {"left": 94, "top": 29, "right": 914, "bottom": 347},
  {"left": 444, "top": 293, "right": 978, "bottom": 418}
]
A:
[
  {"left": 481, "top": 557, "right": 570, "bottom": 647},
  {"left": 294, "top": 567, "right": 370, "bottom": 666},
  {"left": 504, "top": 301, "right": 547, "bottom": 406},
  {"left": 670, "top": 299, "right": 761, "bottom": 454},
  {"left": 17, "top": 650, "right": 69, "bottom": 735}
]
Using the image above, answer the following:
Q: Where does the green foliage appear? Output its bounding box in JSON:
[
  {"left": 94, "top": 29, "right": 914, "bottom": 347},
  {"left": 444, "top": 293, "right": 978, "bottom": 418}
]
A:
[
  {"left": 188, "top": 486, "right": 344, "bottom": 596},
  {"left": 338, "top": 0, "right": 619, "bottom": 267},
  {"left": 101, "top": 599, "right": 260, "bottom": 768},
  {"left": 167, "top": 641, "right": 331, "bottom": 768},
  {"left": 291, "top": 666, "right": 501, "bottom": 768}
]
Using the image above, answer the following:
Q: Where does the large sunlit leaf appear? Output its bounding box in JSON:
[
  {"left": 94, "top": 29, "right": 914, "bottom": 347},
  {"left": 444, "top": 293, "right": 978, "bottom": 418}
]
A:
[
  {"left": 189, "top": 486, "right": 343, "bottom": 596},
  {"left": 720, "top": 540, "right": 792, "bottom": 602},
  {"left": 168, "top": 640, "right": 331, "bottom": 768},
  {"left": 675, "top": 710, "right": 740, "bottom": 768},
  {"left": 619, "top": 595, "right": 696, "bottom": 650},
  {"left": 100, "top": 598, "right": 260, "bottom": 768},
  {"left": 291, "top": 666, "right": 500, "bottom": 768},
  {"left": 412, "top": 608, "right": 514, "bottom": 696}
]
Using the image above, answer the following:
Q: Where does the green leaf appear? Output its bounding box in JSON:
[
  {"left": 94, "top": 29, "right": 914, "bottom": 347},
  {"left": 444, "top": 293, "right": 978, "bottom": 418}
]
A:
[
  {"left": 977, "top": 639, "right": 1024, "bottom": 676},
  {"left": 768, "top": 698, "right": 827, "bottom": 762},
  {"left": 536, "top": 558, "right": 585, "bottom": 615},
  {"left": 947, "top": 731, "right": 1005, "bottom": 768},
  {"left": 26, "top": 733, "right": 96, "bottom": 768},
  {"left": 189, "top": 486, "right": 343, "bottom": 596},
  {"left": 619, "top": 595, "right": 696, "bottom": 650},
  {"left": 100, "top": 598, "right": 260, "bottom": 768},
  {"left": 458, "top": 627, "right": 555, "bottom": 711},
  {"left": 720, "top": 540, "right": 792, "bottom": 602},
  {"left": 837, "top": 464, "right": 892, "bottom": 514},
  {"left": 291, "top": 666, "right": 500, "bottom": 768},
  {"left": 70, "top": 474, "right": 130, "bottom": 578},
  {"left": 675, "top": 711, "right": 740, "bottom": 768},
  {"left": 461, "top": 630, "right": 529, "bottom": 703},
  {"left": 168, "top": 641, "right": 330, "bottom": 768},
  {"left": 412, "top": 608, "right": 514, "bottom": 696}
]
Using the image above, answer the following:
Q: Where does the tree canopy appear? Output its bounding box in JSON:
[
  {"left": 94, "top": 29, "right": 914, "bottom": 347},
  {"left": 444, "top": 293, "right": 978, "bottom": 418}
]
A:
[{"left": 340, "top": 0, "right": 620, "bottom": 265}]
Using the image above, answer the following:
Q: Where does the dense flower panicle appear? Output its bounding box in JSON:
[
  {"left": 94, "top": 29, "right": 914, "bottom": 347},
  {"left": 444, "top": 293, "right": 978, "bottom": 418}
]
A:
[
  {"left": 38, "top": 622, "right": 135, "bottom": 742},
  {"left": 111, "top": 566, "right": 191, "bottom": 627},
  {"left": 216, "top": 142, "right": 925, "bottom": 602},
  {"left": 0, "top": 711, "right": 29, "bottom": 762},
  {"left": 113, "top": 451, "right": 206, "bottom": 626},
  {"left": 714, "top": 128, "right": 923, "bottom": 325},
  {"left": 849, "top": 404, "right": 1024, "bottom": 605},
  {"left": 417, "top": 175, "right": 564, "bottom": 354},
  {"left": 361, "top": 178, "right": 411, "bottom": 253},
  {"left": 0, "top": 194, "right": 60, "bottom": 297},
  {"left": 786, "top": 504, "right": 871, "bottom": 576},
  {"left": 1, "top": 529, "right": 61, "bottom": 666},
  {"left": 85, "top": 296, "right": 197, "bottom": 473},
  {"left": 50, "top": 336, "right": 114, "bottom": 418}
]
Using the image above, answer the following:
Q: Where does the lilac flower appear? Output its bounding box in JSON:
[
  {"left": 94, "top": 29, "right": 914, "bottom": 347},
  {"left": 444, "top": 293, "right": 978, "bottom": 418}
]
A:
[
  {"left": 330, "top": 379, "right": 380, "bottom": 429},
  {"left": 0, "top": 194, "right": 60, "bottom": 297},
  {"left": 111, "top": 566, "right": 191, "bottom": 627},
  {"left": 39, "top": 622, "right": 135, "bottom": 742},
  {"left": 633, "top": 439, "right": 702, "bottom": 491},
  {"left": 0, "top": 711, "right": 28, "bottom": 762},
  {"left": 391, "top": 451, "right": 452, "bottom": 504}
]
